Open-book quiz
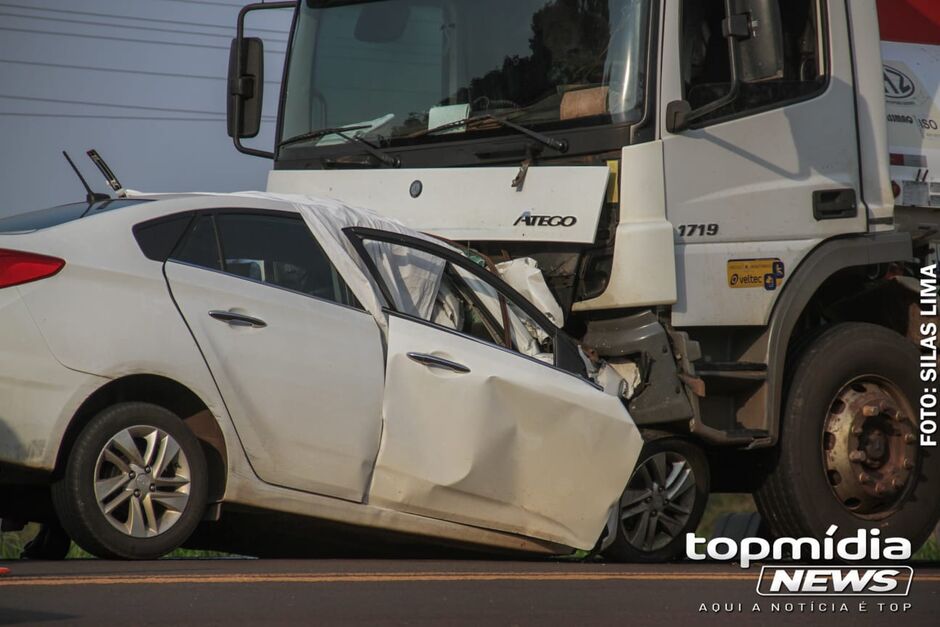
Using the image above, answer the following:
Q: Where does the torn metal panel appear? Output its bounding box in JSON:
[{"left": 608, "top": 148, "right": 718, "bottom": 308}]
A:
[
  {"left": 369, "top": 315, "right": 642, "bottom": 550},
  {"left": 496, "top": 257, "right": 565, "bottom": 327}
]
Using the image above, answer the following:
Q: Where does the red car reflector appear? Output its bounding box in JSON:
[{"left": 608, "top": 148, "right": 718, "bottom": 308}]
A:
[{"left": 0, "top": 249, "right": 65, "bottom": 289}]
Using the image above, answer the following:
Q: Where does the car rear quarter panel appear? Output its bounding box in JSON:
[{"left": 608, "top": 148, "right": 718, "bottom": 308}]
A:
[{"left": 6, "top": 213, "right": 246, "bottom": 483}]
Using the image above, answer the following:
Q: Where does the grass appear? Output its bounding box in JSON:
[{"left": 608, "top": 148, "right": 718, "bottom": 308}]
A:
[{"left": 1, "top": 523, "right": 231, "bottom": 560}]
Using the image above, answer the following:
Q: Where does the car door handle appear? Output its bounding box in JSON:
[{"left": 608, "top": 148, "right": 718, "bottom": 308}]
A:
[
  {"left": 407, "top": 352, "right": 470, "bottom": 374},
  {"left": 208, "top": 310, "right": 267, "bottom": 329}
]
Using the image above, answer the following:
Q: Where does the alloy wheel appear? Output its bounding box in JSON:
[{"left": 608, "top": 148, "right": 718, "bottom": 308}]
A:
[
  {"left": 93, "top": 425, "right": 192, "bottom": 538},
  {"left": 619, "top": 452, "right": 697, "bottom": 552}
]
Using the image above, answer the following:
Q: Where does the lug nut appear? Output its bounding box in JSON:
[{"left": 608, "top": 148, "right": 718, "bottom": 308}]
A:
[
  {"left": 891, "top": 477, "right": 904, "bottom": 490},
  {"left": 874, "top": 483, "right": 887, "bottom": 495},
  {"left": 852, "top": 426, "right": 864, "bottom": 436},
  {"left": 149, "top": 484, "right": 156, "bottom": 492},
  {"left": 904, "top": 434, "right": 916, "bottom": 444},
  {"left": 863, "top": 404, "right": 881, "bottom": 417},
  {"left": 645, "top": 497, "right": 652, "bottom": 503},
  {"left": 133, "top": 489, "right": 140, "bottom": 497},
  {"left": 651, "top": 511, "right": 659, "bottom": 517},
  {"left": 858, "top": 473, "right": 872, "bottom": 484},
  {"left": 128, "top": 471, "right": 136, "bottom": 479},
  {"left": 849, "top": 451, "right": 867, "bottom": 463},
  {"left": 903, "top": 458, "right": 915, "bottom": 470},
  {"left": 145, "top": 466, "right": 151, "bottom": 473}
]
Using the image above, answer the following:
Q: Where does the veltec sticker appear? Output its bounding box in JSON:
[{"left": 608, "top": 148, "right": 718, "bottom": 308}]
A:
[{"left": 728, "top": 259, "right": 786, "bottom": 291}]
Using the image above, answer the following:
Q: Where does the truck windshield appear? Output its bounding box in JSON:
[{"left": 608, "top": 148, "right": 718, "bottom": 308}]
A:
[{"left": 281, "top": 0, "right": 650, "bottom": 156}]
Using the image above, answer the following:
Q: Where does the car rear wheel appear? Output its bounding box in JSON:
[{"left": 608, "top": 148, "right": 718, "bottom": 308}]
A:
[
  {"left": 603, "top": 437, "right": 709, "bottom": 562},
  {"left": 52, "top": 403, "right": 208, "bottom": 559}
]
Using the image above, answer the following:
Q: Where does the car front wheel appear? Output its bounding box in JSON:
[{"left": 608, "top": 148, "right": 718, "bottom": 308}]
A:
[
  {"left": 52, "top": 402, "right": 208, "bottom": 559},
  {"left": 603, "top": 437, "right": 709, "bottom": 562}
]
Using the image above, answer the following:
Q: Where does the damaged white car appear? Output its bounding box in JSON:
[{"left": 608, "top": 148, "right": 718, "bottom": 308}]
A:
[{"left": 0, "top": 192, "right": 694, "bottom": 560}]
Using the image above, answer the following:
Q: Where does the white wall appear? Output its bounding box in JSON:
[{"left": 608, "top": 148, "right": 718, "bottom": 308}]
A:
[{"left": 0, "top": 0, "right": 291, "bottom": 215}]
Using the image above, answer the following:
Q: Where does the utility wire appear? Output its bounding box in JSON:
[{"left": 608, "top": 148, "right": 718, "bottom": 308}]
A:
[
  {"left": 0, "top": 10, "right": 288, "bottom": 43},
  {"left": 0, "top": 2, "right": 289, "bottom": 35},
  {"left": 0, "top": 26, "right": 286, "bottom": 54},
  {"left": 0, "top": 112, "right": 276, "bottom": 122},
  {"left": 0, "top": 94, "right": 281, "bottom": 118},
  {"left": 0, "top": 58, "right": 281, "bottom": 85}
]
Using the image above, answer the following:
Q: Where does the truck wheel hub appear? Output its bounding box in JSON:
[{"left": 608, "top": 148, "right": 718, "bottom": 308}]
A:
[{"left": 822, "top": 378, "right": 918, "bottom": 517}]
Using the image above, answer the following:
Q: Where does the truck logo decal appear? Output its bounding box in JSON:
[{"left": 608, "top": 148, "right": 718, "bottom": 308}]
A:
[
  {"left": 884, "top": 66, "right": 915, "bottom": 100},
  {"left": 514, "top": 211, "right": 578, "bottom": 227},
  {"left": 728, "top": 259, "right": 786, "bottom": 291}
]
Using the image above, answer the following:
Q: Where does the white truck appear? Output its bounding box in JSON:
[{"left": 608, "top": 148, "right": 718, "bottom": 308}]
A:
[{"left": 226, "top": 0, "right": 940, "bottom": 560}]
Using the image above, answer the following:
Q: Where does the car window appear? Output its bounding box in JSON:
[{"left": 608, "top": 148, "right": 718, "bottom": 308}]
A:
[
  {"left": 172, "top": 214, "right": 222, "bottom": 271},
  {"left": 681, "top": 0, "right": 826, "bottom": 125},
  {"left": 358, "top": 236, "right": 555, "bottom": 362},
  {"left": 170, "top": 212, "right": 359, "bottom": 308}
]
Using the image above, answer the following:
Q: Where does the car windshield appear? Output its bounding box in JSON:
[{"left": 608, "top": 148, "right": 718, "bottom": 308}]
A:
[{"left": 280, "top": 0, "right": 651, "bottom": 155}]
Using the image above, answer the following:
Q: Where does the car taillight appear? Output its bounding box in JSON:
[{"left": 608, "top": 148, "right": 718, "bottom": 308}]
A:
[{"left": 0, "top": 249, "right": 65, "bottom": 289}]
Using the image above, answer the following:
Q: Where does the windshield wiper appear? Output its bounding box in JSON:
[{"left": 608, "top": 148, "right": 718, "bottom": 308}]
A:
[
  {"left": 416, "top": 114, "right": 568, "bottom": 153},
  {"left": 278, "top": 125, "right": 371, "bottom": 149},
  {"left": 279, "top": 125, "right": 400, "bottom": 168}
]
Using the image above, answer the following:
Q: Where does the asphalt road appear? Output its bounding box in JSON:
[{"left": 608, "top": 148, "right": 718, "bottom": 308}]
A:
[{"left": 1, "top": 559, "right": 938, "bottom": 626}]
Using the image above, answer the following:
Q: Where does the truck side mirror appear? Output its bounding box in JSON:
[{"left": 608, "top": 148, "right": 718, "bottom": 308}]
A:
[
  {"left": 227, "top": 36, "right": 264, "bottom": 139},
  {"left": 730, "top": 0, "right": 784, "bottom": 83},
  {"left": 667, "top": 0, "right": 783, "bottom": 134}
]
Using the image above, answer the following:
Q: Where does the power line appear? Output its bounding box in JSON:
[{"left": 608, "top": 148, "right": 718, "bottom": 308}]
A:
[
  {"left": 0, "top": 10, "right": 289, "bottom": 44},
  {"left": 0, "top": 112, "right": 277, "bottom": 122},
  {"left": 0, "top": 2, "right": 290, "bottom": 35},
  {"left": 158, "top": 0, "right": 277, "bottom": 8},
  {"left": 0, "top": 58, "right": 281, "bottom": 85},
  {"left": 0, "top": 94, "right": 278, "bottom": 118},
  {"left": 0, "top": 26, "right": 286, "bottom": 54}
]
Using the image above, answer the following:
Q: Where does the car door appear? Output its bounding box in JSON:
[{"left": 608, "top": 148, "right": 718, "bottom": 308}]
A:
[
  {"left": 347, "top": 229, "right": 643, "bottom": 550},
  {"left": 164, "top": 211, "right": 385, "bottom": 503}
]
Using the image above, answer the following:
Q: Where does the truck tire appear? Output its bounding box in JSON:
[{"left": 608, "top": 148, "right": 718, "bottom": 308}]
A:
[
  {"left": 756, "top": 323, "right": 940, "bottom": 549},
  {"left": 52, "top": 403, "right": 208, "bottom": 559},
  {"left": 603, "top": 437, "right": 709, "bottom": 562}
]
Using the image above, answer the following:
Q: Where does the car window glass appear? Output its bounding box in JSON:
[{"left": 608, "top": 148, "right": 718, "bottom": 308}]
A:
[
  {"left": 360, "top": 237, "right": 554, "bottom": 362},
  {"left": 171, "top": 214, "right": 222, "bottom": 271},
  {"left": 682, "top": 0, "right": 825, "bottom": 125},
  {"left": 214, "top": 214, "right": 359, "bottom": 307}
]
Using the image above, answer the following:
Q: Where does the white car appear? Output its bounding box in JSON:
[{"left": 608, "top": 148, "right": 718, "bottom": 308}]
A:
[{"left": 0, "top": 192, "right": 649, "bottom": 559}]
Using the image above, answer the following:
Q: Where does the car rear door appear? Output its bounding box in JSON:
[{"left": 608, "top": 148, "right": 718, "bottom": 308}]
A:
[
  {"left": 164, "top": 211, "right": 385, "bottom": 503},
  {"left": 347, "top": 229, "right": 643, "bottom": 550}
]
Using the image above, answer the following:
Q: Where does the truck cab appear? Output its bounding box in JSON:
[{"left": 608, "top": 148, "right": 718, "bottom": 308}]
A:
[{"left": 228, "top": 0, "right": 940, "bottom": 560}]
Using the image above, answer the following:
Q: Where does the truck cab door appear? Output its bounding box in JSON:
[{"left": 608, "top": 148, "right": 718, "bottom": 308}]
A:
[
  {"left": 346, "top": 229, "right": 643, "bottom": 550},
  {"left": 661, "top": 0, "right": 867, "bottom": 327}
]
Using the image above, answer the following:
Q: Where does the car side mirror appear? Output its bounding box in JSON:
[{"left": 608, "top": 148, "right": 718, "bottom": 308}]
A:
[
  {"left": 227, "top": 36, "right": 264, "bottom": 139},
  {"left": 730, "top": 0, "right": 784, "bottom": 83}
]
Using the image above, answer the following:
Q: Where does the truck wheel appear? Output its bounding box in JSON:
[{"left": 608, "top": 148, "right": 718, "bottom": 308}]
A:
[
  {"left": 52, "top": 403, "right": 208, "bottom": 559},
  {"left": 756, "top": 323, "right": 940, "bottom": 549},
  {"left": 603, "top": 437, "right": 709, "bottom": 562}
]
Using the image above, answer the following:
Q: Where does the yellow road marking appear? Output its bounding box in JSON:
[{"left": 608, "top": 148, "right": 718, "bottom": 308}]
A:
[{"left": 2, "top": 571, "right": 939, "bottom": 587}]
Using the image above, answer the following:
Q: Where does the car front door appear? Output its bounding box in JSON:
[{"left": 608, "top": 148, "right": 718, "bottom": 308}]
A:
[
  {"left": 164, "top": 211, "right": 385, "bottom": 503},
  {"left": 347, "top": 229, "right": 643, "bottom": 550}
]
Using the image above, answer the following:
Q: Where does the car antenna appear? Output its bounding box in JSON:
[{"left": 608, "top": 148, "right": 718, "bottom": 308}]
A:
[
  {"left": 62, "top": 151, "right": 111, "bottom": 204},
  {"left": 86, "top": 149, "right": 126, "bottom": 197}
]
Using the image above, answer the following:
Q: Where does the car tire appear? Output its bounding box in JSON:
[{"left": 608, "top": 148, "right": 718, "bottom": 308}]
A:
[
  {"left": 52, "top": 402, "right": 208, "bottom": 559},
  {"left": 603, "top": 437, "right": 709, "bottom": 562},
  {"left": 755, "top": 323, "right": 940, "bottom": 549}
]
